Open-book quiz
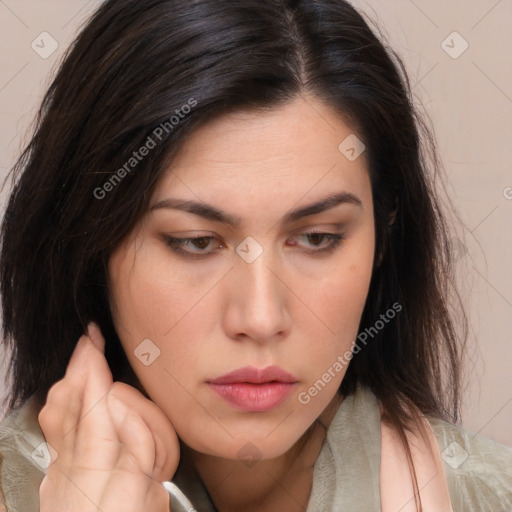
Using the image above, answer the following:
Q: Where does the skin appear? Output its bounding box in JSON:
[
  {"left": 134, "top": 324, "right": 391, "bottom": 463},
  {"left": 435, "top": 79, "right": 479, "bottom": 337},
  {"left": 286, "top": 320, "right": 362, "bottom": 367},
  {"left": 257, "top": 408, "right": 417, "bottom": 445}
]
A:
[
  {"left": 38, "top": 326, "right": 180, "bottom": 512},
  {"left": 38, "top": 94, "right": 376, "bottom": 512}
]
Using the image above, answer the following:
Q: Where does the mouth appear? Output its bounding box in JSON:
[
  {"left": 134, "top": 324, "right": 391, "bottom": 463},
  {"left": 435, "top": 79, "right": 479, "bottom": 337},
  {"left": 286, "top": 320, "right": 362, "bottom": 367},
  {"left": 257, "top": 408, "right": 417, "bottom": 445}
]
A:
[{"left": 207, "top": 365, "right": 299, "bottom": 412}]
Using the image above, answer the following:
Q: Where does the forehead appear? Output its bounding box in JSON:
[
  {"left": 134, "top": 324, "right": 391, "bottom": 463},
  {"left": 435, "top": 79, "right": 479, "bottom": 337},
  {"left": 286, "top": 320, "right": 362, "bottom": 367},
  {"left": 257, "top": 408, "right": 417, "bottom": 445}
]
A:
[{"left": 152, "top": 95, "right": 370, "bottom": 212}]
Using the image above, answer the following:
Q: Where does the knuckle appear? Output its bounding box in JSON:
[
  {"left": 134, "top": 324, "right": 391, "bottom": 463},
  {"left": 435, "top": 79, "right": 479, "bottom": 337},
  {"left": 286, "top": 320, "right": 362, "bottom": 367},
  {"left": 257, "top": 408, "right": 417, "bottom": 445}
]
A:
[
  {"left": 39, "top": 386, "right": 64, "bottom": 424},
  {"left": 37, "top": 403, "right": 57, "bottom": 433},
  {"left": 44, "top": 380, "right": 70, "bottom": 407},
  {"left": 39, "top": 380, "right": 81, "bottom": 436},
  {"left": 108, "top": 381, "right": 135, "bottom": 400}
]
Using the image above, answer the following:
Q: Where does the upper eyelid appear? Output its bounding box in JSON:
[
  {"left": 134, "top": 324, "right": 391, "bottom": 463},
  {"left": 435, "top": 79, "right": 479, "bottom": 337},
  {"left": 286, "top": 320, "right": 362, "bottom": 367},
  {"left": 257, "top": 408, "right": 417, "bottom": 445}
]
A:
[
  {"left": 164, "top": 224, "right": 346, "bottom": 237},
  {"left": 167, "top": 229, "right": 343, "bottom": 242},
  {"left": 165, "top": 231, "right": 344, "bottom": 252}
]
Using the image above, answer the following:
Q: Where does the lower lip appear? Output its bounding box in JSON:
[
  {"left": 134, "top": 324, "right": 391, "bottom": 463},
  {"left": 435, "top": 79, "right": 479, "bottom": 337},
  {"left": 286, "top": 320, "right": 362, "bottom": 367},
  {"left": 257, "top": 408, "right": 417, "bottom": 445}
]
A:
[{"left": 207, "top": 382, "right": 297, "bottom": 412}]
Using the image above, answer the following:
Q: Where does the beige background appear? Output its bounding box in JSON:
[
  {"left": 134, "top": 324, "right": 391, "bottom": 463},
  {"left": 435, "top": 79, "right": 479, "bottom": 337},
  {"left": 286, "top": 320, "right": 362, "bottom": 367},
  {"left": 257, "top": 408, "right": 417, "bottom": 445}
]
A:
[{"left": 0, "top": 1, "right": 511, "bottom": 445}]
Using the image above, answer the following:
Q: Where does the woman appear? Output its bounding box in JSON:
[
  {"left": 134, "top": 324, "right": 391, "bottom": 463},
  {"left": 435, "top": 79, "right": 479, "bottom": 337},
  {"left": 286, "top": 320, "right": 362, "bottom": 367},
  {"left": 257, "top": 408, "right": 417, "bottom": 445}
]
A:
[{"left": 0, "top": 0, "right": 511, "bottom": 511}]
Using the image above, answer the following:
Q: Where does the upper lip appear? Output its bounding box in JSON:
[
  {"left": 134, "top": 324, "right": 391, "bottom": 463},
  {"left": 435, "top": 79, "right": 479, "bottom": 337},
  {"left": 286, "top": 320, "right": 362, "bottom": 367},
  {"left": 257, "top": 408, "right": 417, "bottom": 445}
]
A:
[{"left": 208, "top": 365, "right": 298, "bottom": 385}]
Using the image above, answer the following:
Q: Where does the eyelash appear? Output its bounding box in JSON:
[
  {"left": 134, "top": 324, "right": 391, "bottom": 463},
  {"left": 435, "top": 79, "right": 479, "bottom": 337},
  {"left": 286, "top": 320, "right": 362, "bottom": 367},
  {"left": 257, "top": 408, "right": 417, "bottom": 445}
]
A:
[{"left": 164, "top": 231, "right": 346, "bottom": 258}]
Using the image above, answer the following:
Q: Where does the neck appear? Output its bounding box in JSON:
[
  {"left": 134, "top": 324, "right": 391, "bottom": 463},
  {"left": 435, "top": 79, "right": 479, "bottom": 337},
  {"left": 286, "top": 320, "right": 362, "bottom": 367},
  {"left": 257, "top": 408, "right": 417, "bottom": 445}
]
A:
[{"left": 182, "top": 392, "right": 344, "bottom": 512}]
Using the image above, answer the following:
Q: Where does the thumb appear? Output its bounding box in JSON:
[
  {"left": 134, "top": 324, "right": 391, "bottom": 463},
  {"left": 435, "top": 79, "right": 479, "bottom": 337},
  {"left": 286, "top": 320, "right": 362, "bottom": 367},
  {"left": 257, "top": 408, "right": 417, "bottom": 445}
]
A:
[{"left": 86, "top": 321, "right": 105, "bottom": 353}]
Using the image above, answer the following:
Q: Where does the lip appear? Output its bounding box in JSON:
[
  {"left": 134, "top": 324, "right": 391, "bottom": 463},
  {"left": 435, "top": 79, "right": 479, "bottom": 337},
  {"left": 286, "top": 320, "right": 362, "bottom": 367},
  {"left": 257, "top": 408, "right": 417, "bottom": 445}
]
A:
[
  {"left": 207, "top": 365, "right": 299, "bottom": 412},
  {"left": 208, "top": 365, "right": 298, "bottom": 385}
]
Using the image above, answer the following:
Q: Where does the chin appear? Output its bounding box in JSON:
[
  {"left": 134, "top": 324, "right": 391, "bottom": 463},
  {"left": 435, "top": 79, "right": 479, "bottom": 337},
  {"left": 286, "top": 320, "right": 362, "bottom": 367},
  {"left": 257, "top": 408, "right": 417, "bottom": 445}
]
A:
[{"left": 181, "top": 422, "right": 310, "bottom": 464}]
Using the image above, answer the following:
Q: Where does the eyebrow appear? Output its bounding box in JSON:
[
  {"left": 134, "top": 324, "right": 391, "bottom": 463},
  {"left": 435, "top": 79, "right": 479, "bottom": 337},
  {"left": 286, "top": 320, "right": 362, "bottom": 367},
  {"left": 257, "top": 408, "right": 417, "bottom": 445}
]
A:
[{"left": 149, "top": 191, "right": 362, "bottom": 228}]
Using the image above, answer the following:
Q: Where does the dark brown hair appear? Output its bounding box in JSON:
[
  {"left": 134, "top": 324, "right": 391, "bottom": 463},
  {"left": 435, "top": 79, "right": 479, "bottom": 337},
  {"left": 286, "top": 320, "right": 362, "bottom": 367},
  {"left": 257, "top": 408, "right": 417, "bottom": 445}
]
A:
[{"left": 0, "top": 1, "right": 467, "bottom": 509}]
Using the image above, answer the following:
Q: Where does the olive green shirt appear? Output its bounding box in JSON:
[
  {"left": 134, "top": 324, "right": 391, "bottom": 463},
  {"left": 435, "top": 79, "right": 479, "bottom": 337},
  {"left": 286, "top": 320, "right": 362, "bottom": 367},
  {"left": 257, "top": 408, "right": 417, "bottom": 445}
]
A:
[{"left": 1, "top": 384, "right": 511, "bottom": 511}]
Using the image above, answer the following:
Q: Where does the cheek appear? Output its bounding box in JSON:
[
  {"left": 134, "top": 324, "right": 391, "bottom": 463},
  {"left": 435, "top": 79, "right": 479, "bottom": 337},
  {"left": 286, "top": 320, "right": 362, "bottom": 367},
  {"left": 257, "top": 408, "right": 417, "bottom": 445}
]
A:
[
  {"left": 107, "top": 243, "right": 209, "bottom": 410},
  {"left": 306, "top": 243, "right": 374, "bottom": 339},
  {"left": 108, "top": 240, "right": 203, "bottom": 343},
  {"left": 294, "top": 238, "right": 375, "bottom": 382}
]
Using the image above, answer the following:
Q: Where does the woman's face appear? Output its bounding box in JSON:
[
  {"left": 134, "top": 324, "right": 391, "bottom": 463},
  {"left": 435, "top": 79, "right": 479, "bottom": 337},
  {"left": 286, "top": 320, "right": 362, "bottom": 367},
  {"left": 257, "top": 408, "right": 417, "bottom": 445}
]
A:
[{"left": 108, "top": 95, "right": 375, "bottom": 461}]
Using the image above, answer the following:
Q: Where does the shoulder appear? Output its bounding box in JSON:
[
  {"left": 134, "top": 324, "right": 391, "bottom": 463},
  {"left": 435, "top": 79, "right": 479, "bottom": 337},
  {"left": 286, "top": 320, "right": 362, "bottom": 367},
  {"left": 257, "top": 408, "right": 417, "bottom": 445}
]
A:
[
  {"left": 426, "top": 415, "right": 512, "bottom": 511},
  {"left": 0, "top": 398, "right": 46, "bottom": 512}
]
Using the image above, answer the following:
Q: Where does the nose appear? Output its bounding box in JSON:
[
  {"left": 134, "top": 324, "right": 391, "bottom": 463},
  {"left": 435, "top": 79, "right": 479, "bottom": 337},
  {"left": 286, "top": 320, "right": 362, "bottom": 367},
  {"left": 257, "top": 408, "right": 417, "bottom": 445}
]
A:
[{"left": 222, "top": 240, "right": 291, "bottom": 343}]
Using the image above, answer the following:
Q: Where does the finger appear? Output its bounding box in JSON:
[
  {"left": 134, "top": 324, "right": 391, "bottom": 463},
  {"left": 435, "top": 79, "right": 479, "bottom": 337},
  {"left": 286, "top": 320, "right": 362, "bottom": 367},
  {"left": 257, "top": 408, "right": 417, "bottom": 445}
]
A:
[
  {"left": 70, "top": 338, "right": 120, "bottom": 469},
  {"left": 86, "top": 321, "right": 105, "bottom": 353},
  {"left": 107, "top": 393, "right": 156, "bottom": 476},
  {"left": 109, "top": 383, "right": 180, "bottom": 482},
  {"left": 40, "top": 332, "right": 111, "bottom": 457},
  {"left": 79, "top": 325, "right": 114, "bottom": 411},
  {"left": 63, "top": 334, "right": 95, "bottom": 381},
  {"left": 64, "top": 323, "right": 106, "bottom": 386},
  {"left": 38, "top": 378, "right": 83, "bottom": 462},
  {"left": 38, "top": 336, "right": 95, "bottom": 452},
  {"left": 42, "top": 323, "right": 107, "bottom": 422}
]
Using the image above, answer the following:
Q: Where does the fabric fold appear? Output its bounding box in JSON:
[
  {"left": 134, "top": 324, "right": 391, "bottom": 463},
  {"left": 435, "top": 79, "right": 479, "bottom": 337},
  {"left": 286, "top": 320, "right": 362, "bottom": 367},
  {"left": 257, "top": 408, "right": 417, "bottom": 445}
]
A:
[{"left": 1, "top": 383, "right": 511, "bottom": 511}]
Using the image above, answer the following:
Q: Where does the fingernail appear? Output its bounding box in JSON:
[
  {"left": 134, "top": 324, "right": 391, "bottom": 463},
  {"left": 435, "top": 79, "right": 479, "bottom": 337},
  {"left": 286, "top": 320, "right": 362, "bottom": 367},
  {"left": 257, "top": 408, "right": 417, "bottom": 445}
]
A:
[
  {"left": 86, "top": 321, "right": 97, "bottom": 337},
  {"left": 86, "top": 322, "right": 105, "bottom": 353}
]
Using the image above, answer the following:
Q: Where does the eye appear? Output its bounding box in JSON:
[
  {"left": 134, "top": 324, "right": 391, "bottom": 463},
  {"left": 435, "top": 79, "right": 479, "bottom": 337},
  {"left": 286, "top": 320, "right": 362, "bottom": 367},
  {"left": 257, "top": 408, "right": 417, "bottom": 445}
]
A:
[
  {"left": 164, "top": 235, "right": 223, "bottom": 257},
  {"left": 287, "top": 230, "right": 345, "bottom": 254},
  {"left": 163, "top": 230, "right": 345, "bottom": 258}
]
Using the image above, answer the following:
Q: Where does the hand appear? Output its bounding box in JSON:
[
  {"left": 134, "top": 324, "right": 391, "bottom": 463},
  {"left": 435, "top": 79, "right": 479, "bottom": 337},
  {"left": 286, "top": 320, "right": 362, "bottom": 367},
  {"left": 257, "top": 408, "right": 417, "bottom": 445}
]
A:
[{"left": 37, "top": 323, "right": 180, "bottom": 512}]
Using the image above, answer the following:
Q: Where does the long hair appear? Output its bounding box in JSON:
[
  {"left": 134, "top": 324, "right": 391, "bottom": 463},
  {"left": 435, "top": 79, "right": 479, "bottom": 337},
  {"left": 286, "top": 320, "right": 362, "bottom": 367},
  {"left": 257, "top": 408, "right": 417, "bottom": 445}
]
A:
[{"left": 0, "top": 1, "right": 467, "bottom": 509}]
